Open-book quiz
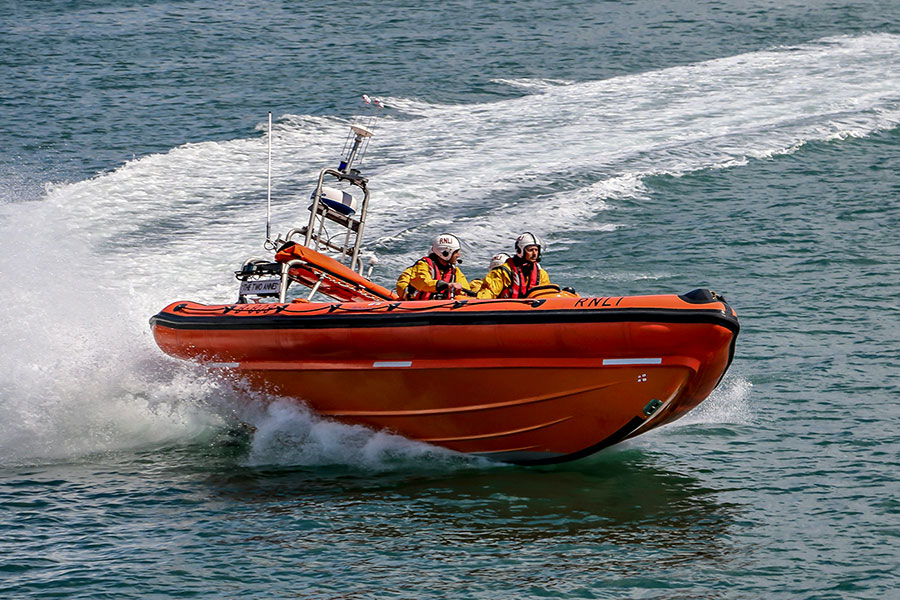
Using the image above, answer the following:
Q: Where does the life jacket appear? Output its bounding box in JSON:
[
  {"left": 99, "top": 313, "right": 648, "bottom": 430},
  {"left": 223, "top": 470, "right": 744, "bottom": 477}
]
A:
[
  {"left": 500, "top": 257, "right": 541, "bottom": 299},
  {"left": 410, "top": 254, "right": 456, "bottom": 300}
]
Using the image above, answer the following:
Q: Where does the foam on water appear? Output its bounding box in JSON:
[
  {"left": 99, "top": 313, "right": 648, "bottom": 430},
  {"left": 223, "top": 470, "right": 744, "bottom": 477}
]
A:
[
  {"left": 360, "top": 33, "right": 900, "bottom": 266},
  {"left": 675, "top": 375, "right": 755, "bottom": 427},
  {"left": 238, "top": 398, "right": 486, "bottom": 471},
  {"left": 490, "top": 78, "right": 576, "bottom": 91},
  {"left": 1, "top": 33, "right": 897, "bottom": 464}
]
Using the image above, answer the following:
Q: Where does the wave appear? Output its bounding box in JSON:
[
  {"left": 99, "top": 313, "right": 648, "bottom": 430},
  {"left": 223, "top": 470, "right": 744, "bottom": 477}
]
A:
[
  {"left": 489, "top": 77, "right": 576, "bottom": 91},
  {"left": 238, "top": 398, "right": 489, "bottom": 471}
]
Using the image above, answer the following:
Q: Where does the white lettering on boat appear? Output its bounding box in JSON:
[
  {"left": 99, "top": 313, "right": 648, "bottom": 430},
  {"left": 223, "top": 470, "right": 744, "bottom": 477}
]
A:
[{"left": 239, "top": 279, "right": 281, "bottom": 295}]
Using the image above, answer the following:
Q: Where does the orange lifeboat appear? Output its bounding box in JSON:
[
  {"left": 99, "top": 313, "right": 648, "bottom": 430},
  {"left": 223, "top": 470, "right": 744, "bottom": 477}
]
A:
[
  {"left": 149, "top": 115, "right": 739, "bottom": 464},
  {"left": 150, "top": 280, "right": 738, "bottom": 464}
]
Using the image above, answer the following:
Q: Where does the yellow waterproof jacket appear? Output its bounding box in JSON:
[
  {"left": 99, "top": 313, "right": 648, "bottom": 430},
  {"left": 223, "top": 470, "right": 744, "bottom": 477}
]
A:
[
  {"left": 476, "top": 260, "right": 550, "bottom": 299},
  {"left": 395, "top": 264, "right": 415, "bottom": 299},
  {"left": 408, "top": 256, "right": 470, "bottom": 300}
]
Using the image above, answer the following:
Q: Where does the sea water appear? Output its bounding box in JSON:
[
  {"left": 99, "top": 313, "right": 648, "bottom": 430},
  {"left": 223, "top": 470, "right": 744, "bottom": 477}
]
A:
[{"left": 1, "top": 1, "right": 899, "bottom": 598}]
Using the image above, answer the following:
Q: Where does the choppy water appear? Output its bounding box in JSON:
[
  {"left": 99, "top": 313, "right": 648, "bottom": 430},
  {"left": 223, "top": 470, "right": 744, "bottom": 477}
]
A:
[{"left": 2, "top": 1, "right": 899, "bottom": 598}]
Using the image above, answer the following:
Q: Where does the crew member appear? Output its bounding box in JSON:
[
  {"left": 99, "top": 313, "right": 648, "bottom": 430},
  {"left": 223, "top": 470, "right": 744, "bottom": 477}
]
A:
[
  {"left": 476, "top": 232, "right": 551, "bottom": 299},
  {"left": 469, "top": 252, "right": 511, "bottom": 295},
  {"left": 405, "top": 234, "right": 470, "bottom": 300}
]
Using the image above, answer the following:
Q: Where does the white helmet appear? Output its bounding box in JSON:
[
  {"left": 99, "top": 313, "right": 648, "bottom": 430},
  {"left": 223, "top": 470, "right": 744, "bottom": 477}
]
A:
[
  {"left": 514, "top": 232, "right": 544, "bottom": 259},
  {"left": 489, "top": 252, "right": 511, "bottom": 270},
  {"left": 431, "top": 233, "right": 461, "bottom": 261}
]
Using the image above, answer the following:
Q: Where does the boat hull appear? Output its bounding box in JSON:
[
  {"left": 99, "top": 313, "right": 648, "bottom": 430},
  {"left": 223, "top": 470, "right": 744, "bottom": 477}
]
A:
[{"left": 150, "top": 293, "right": 738, "bottom": 464}]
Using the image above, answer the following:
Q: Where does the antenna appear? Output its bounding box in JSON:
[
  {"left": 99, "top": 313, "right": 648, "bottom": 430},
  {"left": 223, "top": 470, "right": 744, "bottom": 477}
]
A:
[
  {"left": 265, "top": 111, "right": 273, "bottom": 244},
  {"left": 337, "top": 95, "right": 384, "bottom": 173},
  {"left": 338, "top": 124, "right": 374, "bottom": 174}
]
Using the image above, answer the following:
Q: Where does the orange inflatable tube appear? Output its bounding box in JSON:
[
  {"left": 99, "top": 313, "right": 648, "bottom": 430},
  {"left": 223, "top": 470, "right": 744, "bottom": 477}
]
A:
[{"left": 275, "top": 242, "right": 397, "bottom": 302}]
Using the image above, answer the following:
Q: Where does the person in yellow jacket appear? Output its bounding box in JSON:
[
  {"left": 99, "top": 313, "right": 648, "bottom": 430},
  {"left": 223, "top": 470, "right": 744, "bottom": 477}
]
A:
[
  {"left": 477, "top": 232, "right": 552, "bottom": 299},
  {"left": 469, "top": 252, "right": 511, "bottom": 295},
  {"left": 403, "top": 233, "right": 471, "bottom": 300}
]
